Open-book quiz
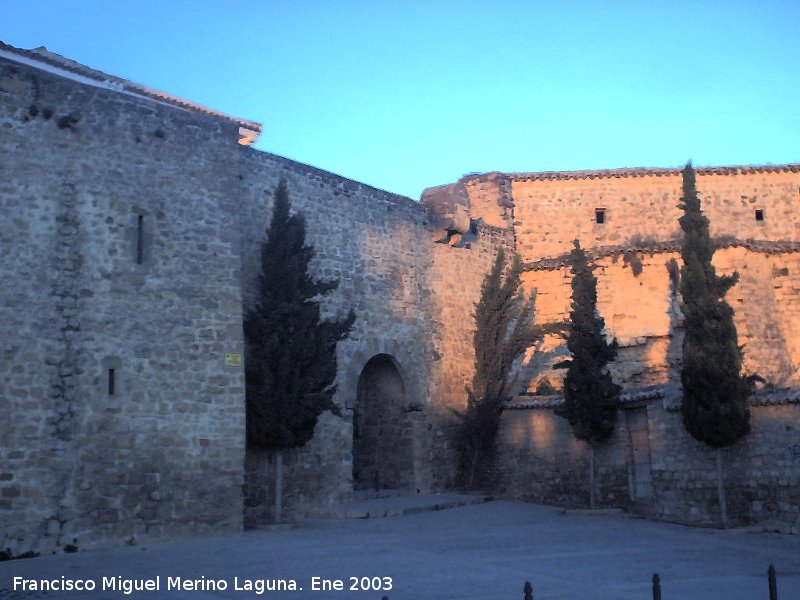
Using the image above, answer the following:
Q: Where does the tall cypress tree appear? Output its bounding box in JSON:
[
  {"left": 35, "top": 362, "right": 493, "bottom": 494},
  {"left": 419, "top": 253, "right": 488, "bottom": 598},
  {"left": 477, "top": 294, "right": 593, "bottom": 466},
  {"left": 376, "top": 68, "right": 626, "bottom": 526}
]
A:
[
  {"left": 555, "top": 240, "right": 620, "bottom": 508},
  {"left": 244, "top": 180, "right": 354, "bottom": 518},
  {"left": 679, "top": 163, "right": 757, "bottom": 526},
  {"left": 679, "top": 162, "right": 751, "bottom": 446}
]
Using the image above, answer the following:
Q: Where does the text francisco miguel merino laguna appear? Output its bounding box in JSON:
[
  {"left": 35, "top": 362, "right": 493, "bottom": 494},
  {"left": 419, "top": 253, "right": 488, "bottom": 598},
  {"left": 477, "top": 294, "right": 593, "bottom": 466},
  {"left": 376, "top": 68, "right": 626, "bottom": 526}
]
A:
[
  {"left": 14, "top": 575, "right": 395, "bottom": 594},
  {"left": 13, "top": 575, "right": 311, "bottom": 595}
]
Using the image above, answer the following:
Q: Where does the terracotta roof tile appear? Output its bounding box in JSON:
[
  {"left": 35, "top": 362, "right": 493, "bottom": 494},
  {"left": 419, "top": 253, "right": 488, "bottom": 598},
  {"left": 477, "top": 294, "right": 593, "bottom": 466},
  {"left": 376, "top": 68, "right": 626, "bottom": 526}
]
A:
[{"left": 507, "top": 384, "right": 673, "bottom": 411}]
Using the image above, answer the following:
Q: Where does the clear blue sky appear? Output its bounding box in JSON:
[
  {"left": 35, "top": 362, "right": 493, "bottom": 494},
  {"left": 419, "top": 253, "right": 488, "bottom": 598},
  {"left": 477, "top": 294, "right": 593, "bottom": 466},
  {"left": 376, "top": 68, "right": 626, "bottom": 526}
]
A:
[{"left": 3, "top": 0, "right": 799, "bottom": 199}]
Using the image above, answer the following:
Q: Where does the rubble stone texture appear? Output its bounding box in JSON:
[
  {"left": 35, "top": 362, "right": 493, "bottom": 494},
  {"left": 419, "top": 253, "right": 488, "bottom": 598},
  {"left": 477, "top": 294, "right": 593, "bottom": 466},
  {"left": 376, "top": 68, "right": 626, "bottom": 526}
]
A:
[{"left": 1, "top": 44, "right": 799, "bottom": 553}]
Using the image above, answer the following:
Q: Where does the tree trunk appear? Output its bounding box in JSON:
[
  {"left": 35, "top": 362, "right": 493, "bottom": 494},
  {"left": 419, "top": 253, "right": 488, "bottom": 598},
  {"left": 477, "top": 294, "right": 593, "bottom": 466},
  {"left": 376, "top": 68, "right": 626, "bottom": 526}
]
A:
[
  {"left": 589, "top": 445, "right": 596, "bottom": 510},
  {"left": 467, "top": 448, "right": 479, "bottom": 489},
  {"left": 716, "top": 447, "right": 727, "bottom": 528},
  {"left": 274, "top": 450, "right": 284, "bottom": 523}
]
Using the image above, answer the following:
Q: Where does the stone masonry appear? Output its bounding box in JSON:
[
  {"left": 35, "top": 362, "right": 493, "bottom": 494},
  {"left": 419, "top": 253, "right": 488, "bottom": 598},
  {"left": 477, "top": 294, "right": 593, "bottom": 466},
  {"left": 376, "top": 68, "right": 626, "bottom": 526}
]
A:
[
  {"left": 1, "top": 44, "right": 249, "bottom": 554},
  {"left": 1, "top": 41, "right": 799, "bottom": 554},
  {"left": 0, "top": 43, "right": 507, "bottom": 552}
]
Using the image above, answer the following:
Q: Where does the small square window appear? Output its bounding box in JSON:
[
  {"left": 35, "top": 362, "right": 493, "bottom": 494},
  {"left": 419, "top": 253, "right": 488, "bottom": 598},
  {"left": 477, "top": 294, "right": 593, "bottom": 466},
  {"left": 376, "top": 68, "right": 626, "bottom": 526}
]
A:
[
  {"left": 595, "top": 208, "right": 606, "bottom": 224},
  {"left": 755, "top": 209, "right": 765, "bottom": 222}
]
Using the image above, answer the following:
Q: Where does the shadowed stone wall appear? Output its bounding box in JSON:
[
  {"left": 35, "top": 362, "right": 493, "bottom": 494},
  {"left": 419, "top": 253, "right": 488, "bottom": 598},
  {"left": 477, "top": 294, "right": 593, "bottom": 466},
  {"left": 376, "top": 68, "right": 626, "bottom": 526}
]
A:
[
  {"left": 1, "top": 54, "right": 246, "bottom": 554},
  {"left": 495, "top": 393, "right": 800, "bottom": 532}
]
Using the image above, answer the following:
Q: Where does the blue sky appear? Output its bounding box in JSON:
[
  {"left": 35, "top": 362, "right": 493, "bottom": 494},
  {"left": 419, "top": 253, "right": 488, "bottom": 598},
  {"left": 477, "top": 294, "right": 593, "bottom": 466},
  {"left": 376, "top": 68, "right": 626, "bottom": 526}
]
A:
[{"left": 3, "top": 0, "right": 799, "bottom": 199}]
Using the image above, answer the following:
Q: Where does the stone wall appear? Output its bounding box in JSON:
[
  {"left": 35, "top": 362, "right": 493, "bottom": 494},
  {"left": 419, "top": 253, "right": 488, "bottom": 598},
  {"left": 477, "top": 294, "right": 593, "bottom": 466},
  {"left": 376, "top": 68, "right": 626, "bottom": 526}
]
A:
[
  {"left": 3, "top": 41, "right": 800, "bottom": 551},
  {"left": 649, "top": 394, "right": 800, "bottom": 530},
  {"left": 1, "top": 55, "right": 246, "bottom": 554},
  {"left": 495, "top": 394, "right": 800, "bottom": 532},
  {"left": 517, "top": 246, "right": 800, "bottom": 395},
  {"left": 1, "top": 46, "right": 513, "bottom": 546},
  {"left": 511, "top": 167, "right": 800, "bottom": 262},
  {"left": 494, "top": 401, "right": 631, "bottom": 508},
  {"left": 237, "top": 150, "right": 511, "bottom": 523},
  {"left": 489, "top": 165, "right": 800, "bottom": 532}
]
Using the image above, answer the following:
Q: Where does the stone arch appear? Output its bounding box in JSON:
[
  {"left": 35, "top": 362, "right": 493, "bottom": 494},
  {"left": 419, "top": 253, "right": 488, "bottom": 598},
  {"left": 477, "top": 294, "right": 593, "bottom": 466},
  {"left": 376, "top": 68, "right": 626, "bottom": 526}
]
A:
[
  {"left": 339, "top": 336, "right": 425, "bottom": 411},
  {"left": 340, "top": 335, "right": 427, "bottom": 492},
  {"left": 352, "top": 354, "right": 414, "bottom": 491}
]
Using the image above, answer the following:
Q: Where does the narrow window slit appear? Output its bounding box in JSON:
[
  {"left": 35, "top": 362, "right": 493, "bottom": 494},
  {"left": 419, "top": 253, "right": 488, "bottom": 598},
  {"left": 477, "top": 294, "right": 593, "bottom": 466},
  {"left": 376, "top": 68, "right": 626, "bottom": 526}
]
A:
[
  {"left": 136, "top": 214, "right": 144, "bottom": 264},
  {"left": 108, "top": 368, "right": 115, "bottom": 396},
  {"left": 755, "top": 208, "right": 765, "bottom": 221},
  {"left": 595, "top": 208, "right": 606, "bottom": 224}
]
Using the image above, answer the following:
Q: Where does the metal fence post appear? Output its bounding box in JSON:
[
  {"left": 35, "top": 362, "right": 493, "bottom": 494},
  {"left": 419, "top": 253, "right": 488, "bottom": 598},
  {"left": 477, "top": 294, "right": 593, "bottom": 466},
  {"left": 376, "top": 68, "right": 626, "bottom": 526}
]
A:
[
  {"left": 523, "top": 581, "right": 533, "bottom": 600},
  {"left": 768, "top": 564, "right": 777, "bottom": 600},
  {"left": 652, "top": 573, "right": 661, "bottom": 600}
]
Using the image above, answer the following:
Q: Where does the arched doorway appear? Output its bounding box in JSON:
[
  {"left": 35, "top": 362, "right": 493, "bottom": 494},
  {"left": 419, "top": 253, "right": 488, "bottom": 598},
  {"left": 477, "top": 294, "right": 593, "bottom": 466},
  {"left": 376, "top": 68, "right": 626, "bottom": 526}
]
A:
[{"left": 352, "top": 354, "right": 414, "bottom": 491}]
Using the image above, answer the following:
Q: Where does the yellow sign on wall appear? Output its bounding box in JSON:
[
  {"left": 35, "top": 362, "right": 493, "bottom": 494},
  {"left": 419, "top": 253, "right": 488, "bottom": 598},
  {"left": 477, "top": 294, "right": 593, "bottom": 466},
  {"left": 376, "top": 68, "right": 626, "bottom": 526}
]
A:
[{"left": 225, "top": 353, "right": 242, "bottom": 367}]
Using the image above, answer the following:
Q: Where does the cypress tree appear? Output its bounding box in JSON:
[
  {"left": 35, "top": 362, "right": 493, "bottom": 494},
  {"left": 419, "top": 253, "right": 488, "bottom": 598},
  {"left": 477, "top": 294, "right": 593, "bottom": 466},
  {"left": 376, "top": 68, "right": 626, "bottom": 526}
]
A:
[
  {"left": 457, "top": 248, "right": 554, "bottom": 487},
  {"left": 679, "top": 162, "right": 752, "bottom": 447},
  {"left": 244, "top": 180, "right": 354, "bottom": 518},
  {"left": 556, "top": 240, "right": 620, "bottom": 442},
  {"left": 678, "top": 162, "right": 757, "bottom": 526},
  {"left": 555, "top": 240, "right": 620, "bottom": 508}
]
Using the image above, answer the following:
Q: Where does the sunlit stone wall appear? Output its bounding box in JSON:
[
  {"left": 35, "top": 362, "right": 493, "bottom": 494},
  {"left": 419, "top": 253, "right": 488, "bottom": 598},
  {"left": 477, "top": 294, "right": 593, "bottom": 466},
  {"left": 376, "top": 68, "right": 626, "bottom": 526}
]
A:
[
  {"left": 501, "top": 166, "right": 800, "bottom": 393},
  {"left": 237, "top": 151, "right": 511, "bottom": 524}
]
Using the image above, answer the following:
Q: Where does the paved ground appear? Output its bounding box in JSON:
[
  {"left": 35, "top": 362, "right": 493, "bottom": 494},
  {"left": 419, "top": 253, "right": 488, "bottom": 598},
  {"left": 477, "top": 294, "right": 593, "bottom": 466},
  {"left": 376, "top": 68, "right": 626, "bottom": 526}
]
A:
[{"left": 1, "top": 496, "right": 799, "bottom": 600}]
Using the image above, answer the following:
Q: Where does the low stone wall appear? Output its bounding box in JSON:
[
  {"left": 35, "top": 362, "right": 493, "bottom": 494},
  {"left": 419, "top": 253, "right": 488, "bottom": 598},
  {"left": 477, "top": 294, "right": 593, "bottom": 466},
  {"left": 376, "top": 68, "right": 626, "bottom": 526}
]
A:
[
  {"left": 649, "top": 394, "right": 800, "bottom": 531},
  {"left": 495, "top": 392, "right": 800, "bottom": 532},
  {"left": 494, "top": 400, "right": 631, "bottom": 509}
]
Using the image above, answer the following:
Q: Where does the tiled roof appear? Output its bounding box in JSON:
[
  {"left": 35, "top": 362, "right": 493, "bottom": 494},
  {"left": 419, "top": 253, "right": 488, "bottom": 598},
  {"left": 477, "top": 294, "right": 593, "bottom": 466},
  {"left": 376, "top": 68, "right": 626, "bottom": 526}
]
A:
[
  {"left": 505, "top": 385, "right": 800, "bottom": 412},
  {"left": 663, "top": 387, "right": 800, "bottom": 412},
  {"left": 0, "top": 41, "right": 263, "bottom": 139},
  {"left": 511, "top": 164, "right": 800, "bottom": 182},
  {"left": 506, "top": 384, "right": 673, "bottom": 410},
  {"left": 751, "top": 387, "right": 800, "bottom": 406}
]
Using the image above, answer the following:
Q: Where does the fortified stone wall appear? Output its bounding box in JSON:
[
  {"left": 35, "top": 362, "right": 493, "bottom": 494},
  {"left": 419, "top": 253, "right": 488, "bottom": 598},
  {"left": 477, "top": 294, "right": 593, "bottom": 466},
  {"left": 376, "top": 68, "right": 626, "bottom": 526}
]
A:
[
  {"left": 494, "top": 400, "right": 631, "bottom": 509},
  {"left": 478, "top": 165, "right": 800, "bottom": 531},
  {"left": 511, "top": 167, "right": 800, "bottom": 262},
  {"left": 1, "top": 44, "right": 513, "bottom": 547},
  {"left": 3, "top": 40, "right": 799, "bottom": 551},
  {"left": 649, "top": 393, "right": 800, "bottom": 530},
  {"left": 237, "top": 150, "right": 510, "bottom": 523},
  {"left": 461, "top": 173, "right": 514, "bottom": 230},
  {"left": 504, "top": 166, "right": 800, "bottom": 394},
  {"left": 495, "top": 393, "right": 800, "bottom": 531},
  {"left": 0, "top": 55, "right": 247, "bottom": 554},
  {"left": 519, "top": 247, "right": 800, "bottom": 393}
]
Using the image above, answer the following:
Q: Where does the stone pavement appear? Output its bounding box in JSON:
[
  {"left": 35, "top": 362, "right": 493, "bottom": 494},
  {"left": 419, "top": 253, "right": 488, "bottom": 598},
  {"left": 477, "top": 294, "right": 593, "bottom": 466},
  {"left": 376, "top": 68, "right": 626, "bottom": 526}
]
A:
[{"left": 1, "top": 497, "right": 799, "bottom": 600}]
